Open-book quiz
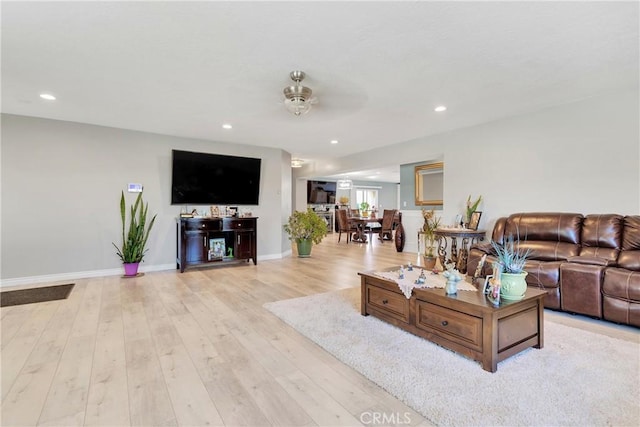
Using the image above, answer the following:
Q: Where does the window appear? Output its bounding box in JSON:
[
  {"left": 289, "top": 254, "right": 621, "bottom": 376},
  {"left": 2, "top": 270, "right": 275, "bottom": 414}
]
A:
[{"left": 355, "top": 188, "right": 378, "bottom": 210}]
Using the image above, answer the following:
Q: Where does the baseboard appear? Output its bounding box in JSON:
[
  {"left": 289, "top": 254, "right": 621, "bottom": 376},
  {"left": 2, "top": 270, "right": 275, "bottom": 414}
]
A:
[
  {"left": 0, "top": 252, "right": 291, "bottom": 288},
  {"left": 0, "top": 263, "right": 176, "bottom": 288}
]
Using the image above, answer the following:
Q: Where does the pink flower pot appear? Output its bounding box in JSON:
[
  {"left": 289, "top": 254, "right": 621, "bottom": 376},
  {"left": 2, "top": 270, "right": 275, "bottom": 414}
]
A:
[{"left": 123, "top": 262, "right": 140, "bottom": 276}]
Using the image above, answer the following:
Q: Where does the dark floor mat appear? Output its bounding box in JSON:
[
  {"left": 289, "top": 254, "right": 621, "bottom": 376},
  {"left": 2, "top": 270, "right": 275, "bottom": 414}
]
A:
[{"left": 1, "top": 283, "right": 75, "bottom": 307}]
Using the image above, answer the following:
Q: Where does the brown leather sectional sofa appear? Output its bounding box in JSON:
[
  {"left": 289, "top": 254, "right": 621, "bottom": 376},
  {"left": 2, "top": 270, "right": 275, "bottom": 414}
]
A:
[{"left": 467, "top": 212, "right": 640, "bottom": 328}]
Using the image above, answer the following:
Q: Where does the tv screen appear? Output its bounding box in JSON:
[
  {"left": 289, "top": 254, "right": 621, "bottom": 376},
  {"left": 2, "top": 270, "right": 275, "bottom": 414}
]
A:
[
  {"left": 307, "top": 180, "right": 336, "bottom": 204},
  {"left": 171, "top": 149, "right": 261, "bottom": 205}
]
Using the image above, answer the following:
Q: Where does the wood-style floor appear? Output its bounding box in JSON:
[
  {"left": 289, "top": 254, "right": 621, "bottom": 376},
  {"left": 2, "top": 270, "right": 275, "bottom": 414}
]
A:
[{"left": 2, "top": 232, "right": 637, "bottom": 426}]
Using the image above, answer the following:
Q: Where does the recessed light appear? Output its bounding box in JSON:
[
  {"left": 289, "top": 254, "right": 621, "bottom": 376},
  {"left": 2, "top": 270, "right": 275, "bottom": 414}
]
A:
[
  {"left": 40, "top": 93, "right": 56, "bottom": 101},
  {"left": 222, "top": 123, "right": 232, "bottom": 129},
  {"left": 330, "top": 140, "right": 339, "bottom": 144},
  {"left": 434, "top": 105, "right": 447, "bottom": 112}
]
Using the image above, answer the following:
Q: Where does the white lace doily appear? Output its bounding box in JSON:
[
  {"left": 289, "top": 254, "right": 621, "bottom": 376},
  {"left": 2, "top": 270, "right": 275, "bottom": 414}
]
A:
[{"left": 374, "top": 268, "right": 477, "bottom": 298}]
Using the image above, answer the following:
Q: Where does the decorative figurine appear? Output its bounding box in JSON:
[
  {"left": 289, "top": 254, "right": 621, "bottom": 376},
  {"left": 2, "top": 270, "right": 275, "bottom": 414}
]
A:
[
  {"left": 487, "top": 262, "right": 502, "bottom": 305},
  {"left": 443, "top": 263, "right": 463, "bottom": 295},
  {"left": 415, "top": 268, "right": 426, "bottom": 284},
  {"left": 407, "top": 262, "right": 413, "bottom": 271},
  {"left": 398, "top": 265, "right": 405, "bottom": 279}
]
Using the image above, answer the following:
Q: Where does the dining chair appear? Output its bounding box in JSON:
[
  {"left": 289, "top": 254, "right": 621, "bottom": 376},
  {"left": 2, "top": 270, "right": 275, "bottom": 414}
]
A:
[
  {"left": 336, "top": 209, "right": 353, "bottom": 243},
  {"left": 378, "top": 209, "right": 396, "bottom": 241}
]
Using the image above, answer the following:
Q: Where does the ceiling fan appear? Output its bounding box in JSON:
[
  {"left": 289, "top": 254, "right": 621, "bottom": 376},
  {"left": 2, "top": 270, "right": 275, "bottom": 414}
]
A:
[{"left": 283, "top": 70, "right": 318, "bottom": 116}]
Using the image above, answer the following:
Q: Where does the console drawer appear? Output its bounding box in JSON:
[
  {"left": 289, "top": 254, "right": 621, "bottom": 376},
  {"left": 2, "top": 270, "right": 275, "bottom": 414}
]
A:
[
  {"left": 366, "top": 285, "right": 409, "bottom": 323},
  {"left": 185, "top": 220, "right": 222, "bottom": 231},
  {"left": 225, "top": 219, "right": 255, "bottom": 230},
  {"left": 415, "top": 301, "right": 482, "bottom": 351}
]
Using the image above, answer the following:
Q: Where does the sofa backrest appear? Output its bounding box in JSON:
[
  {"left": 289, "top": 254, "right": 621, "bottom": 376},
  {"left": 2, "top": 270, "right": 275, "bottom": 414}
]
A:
[
  {"left": 579, "top": 214, "right": 623, "bottom": 262},
  {"left": 491, "top": 217, "right": 507, "bottom": 245},
  {"left": 503, "top": 212, "right": 583, "bottom": 261},
  {"left": 618, "top": 216, "right": 640, "bottom": 271}
]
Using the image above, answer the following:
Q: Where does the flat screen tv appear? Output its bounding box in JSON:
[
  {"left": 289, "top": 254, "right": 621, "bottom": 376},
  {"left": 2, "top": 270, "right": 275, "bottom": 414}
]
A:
[
  {"left": 171, "top": 149, "right": 261, "bottom": 205},
  {"left": 307, "top": 180, "right": 336, "bottom": 204}
]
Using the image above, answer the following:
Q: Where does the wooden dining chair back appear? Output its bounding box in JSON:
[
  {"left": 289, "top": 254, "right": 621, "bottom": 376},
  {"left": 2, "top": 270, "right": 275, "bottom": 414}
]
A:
[
  {"left": 336, "top": 209, "right": 352, "bottom": 243},
  {"left": 379, "top": 209, "right": 397, "bottom": 241}
]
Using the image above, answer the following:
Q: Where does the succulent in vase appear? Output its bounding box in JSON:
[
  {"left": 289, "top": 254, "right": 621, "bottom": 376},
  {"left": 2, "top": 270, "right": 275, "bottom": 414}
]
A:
[{"left": 490, "top": 234, "right": 532, "bottom": 274}]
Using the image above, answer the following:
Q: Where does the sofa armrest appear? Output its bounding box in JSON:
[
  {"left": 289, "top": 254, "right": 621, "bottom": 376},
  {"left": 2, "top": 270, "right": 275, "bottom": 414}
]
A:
[
  {"left": 470, "top": 242, "right": 493, "bottom": 254},
  {"left": 567, "top": 255, "right": 615, "bottom": 267}
]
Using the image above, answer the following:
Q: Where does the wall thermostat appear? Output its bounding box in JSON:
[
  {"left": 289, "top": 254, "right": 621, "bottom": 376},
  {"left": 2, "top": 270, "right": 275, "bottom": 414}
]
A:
[{"left": 127, "top": 183, "right": 143, "bottom": 193}]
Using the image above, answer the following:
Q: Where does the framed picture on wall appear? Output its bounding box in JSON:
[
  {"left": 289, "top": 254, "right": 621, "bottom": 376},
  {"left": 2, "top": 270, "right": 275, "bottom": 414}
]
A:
[{"left": 469, "top": 211, "right": 482, "bottom": 230}]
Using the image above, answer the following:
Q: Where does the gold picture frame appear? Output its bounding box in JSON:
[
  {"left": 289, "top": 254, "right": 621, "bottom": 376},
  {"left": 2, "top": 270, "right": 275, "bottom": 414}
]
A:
[
  {"left": 414, "top": 162, "right": 444, "bottom": 206},
  {"left": 469, "top": 211, "right": 482, "bottom": 230}
]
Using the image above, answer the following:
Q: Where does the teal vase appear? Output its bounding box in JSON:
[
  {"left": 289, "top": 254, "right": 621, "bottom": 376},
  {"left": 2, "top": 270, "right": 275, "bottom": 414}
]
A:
[
  {"left": 296, "top": 239, "right": 313, "bottom": 257},
  {"left": 500, "top": 272, "right": 528, "bottom": 301}
]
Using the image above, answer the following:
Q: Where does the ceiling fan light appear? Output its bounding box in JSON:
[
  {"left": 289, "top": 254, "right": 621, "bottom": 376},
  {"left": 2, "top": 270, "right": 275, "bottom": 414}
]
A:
[
  {"left": 285, "top": 98, "right": 312, "bottom": 116},
  {"left": 337, "top": 179, "right": 353, "bottom": 190},
  {"left": 283, "top": 70, "right": 314, "bottom": 116}
]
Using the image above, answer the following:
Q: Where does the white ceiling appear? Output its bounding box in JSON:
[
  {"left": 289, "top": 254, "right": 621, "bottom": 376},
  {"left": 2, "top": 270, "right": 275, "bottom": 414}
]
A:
[{"left": 2, "top": 2, "right": 638, "bottom": 183}]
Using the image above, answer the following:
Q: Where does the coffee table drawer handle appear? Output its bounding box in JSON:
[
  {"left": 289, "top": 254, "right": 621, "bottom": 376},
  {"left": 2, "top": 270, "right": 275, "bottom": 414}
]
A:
[
  {"left": 441, "top": 320, "right": 448, "bottom": 326},
  {"left": 382, "top": 299, "right": 389, "bottom": 305}
]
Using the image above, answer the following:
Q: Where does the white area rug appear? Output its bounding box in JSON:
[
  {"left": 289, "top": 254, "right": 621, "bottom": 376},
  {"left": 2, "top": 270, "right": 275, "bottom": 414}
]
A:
[{"left": 264, "top": 287, "right": 640, "bottom": 427}]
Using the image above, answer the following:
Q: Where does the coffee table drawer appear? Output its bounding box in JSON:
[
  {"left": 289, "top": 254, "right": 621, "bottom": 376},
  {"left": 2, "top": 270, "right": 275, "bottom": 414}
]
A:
[
  {"left": 366, "top": 285, "right": 410, "bottom": 323},
  {"left": 415, "top": 301, "right": 482, "bottom": 351}
]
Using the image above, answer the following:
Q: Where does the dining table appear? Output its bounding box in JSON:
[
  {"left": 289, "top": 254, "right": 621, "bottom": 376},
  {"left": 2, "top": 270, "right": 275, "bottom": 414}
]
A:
[{"left": 348, "top": 216, "right": 382, "bottom": 243}]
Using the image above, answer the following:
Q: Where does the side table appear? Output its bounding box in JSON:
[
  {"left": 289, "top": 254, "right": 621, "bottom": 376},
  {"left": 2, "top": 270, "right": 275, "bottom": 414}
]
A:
[{"left": 434, "top": 228, "right": 485, "bottom": 273}]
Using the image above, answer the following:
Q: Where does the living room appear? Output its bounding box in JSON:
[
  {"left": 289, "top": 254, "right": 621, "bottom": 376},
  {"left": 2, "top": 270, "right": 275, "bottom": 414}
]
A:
[{"left": 1, "top": 2, "right": 639, "bottom": 426}]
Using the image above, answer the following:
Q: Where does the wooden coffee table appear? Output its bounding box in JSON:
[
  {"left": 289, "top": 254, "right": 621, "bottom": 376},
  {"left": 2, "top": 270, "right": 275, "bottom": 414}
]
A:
[{"left": 359, "top": 269, "right": 546, "bottom": 372}]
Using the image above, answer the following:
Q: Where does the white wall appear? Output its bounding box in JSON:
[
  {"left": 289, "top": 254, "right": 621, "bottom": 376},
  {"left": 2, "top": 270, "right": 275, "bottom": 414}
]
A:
[
  {"left": 1, "top": 114, "right": 289, "bottom": 283},
  {"left": 3, "top": 90, "right": 637, "bottom": 281},
  {"left": 294, "top": 90, "right": 640, "bottom": 253}
]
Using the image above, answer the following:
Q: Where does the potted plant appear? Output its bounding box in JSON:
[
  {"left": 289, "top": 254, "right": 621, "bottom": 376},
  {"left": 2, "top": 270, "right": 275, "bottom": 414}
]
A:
[
  {"left": 283, "top": 208, "right": 328, "bottom": 257},
  {"left": 465, "top": 194, "right": 482, "bottom": 227},
  {"left": 359, "top": 201, "right": 370, "bottom": 217},
  {"left": 112, "top": 191, "right": 157, "bottom": 276},
  {"left": 490, "top": 234, "right": 532, "bottom": 301},
  {"left": 421, "top": 208, "right": 441, "bottom": 269}
]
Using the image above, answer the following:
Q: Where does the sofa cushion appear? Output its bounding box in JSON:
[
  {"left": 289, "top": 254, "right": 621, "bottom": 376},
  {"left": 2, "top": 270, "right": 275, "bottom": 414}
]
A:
[
  {"left": 491, "top": 217, "right": 507, "bottom": 245},
  {"left": 618, "top": 216, "right": 640, "bottom": 271},
  {"left": 505, "top": 212, "right": 583, "bottom": 244},
  {"left": 622, "top": 216, "right": 640, "bottom": 250},
  {"left": 603, "top": 267, "right": 640, "bottom": 301},
  {"left": 567, "top": 255, "right": 615, "bottom": 267},
  {"left": 579, "top": 214, "right": 623, "bottom": 262},
  {"left": 617, "top": 251, "right": 640, "bottom": 271},
  {"left": 602, "top": 297, "right": 640, "bottom": 327},
  {"left": 603, "top": 266, "right": 640, "bottom": 327},
  {"left": 517, "top": 241, "right": 581, "bottom": 261},
  {"left": 523, "top": 260, "right": 562, "bottom": 289},
  {"left": 504, "top": 213, "right": 582, "bottom": 261}
]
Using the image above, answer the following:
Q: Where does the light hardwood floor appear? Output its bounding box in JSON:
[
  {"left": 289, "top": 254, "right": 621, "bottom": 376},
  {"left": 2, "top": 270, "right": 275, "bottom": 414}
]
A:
[{"left": 2, "top": 232, "right": 638, "bottom": 426}]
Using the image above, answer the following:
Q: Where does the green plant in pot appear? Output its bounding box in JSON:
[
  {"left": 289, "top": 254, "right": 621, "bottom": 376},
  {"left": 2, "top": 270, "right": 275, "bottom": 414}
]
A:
[
  {"left": 359, "top": 201, "right": 370, "bottom": 217},
  {"left": 466, "top": 194, "right": 482, "bottom": 226},
  {"left": 113, "top": 191, "right": 157, "bottom": 276},
  {"left": 421, "top": 208, "right": 441, "bottom": 269},
  {"left": 283, "top": 208, "right": 328, "bottom": 257},
  {"left": 490, "top": 234, "right": 532, "bottom": 301}
]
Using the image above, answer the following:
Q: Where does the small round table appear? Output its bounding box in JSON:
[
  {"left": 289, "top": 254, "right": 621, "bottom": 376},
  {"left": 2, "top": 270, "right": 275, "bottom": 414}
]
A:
[{"left": 434, "top": 228, "right": 486, "bottom": 273}]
